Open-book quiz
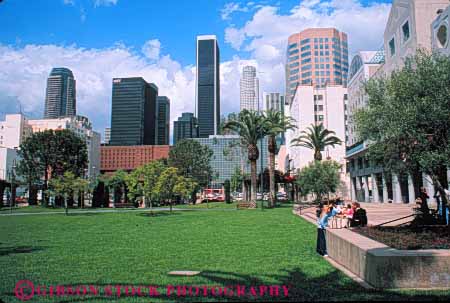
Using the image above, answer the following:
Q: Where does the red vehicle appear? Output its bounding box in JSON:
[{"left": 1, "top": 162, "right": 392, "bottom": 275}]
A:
[{"left": 203, "top": 188, "right": 224, "bottom": 202}]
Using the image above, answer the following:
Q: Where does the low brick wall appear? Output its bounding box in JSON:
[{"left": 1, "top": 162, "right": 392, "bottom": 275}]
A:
[{"left": 296, "top": 210, "right": 450, "bottom": 289}]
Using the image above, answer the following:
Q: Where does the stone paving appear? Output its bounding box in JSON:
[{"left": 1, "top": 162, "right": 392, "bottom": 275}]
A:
[{"left": 299, "top": 202, "right": 416, "bottom": 227}]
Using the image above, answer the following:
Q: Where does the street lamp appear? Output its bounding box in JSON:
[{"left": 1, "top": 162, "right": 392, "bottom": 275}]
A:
[{"left": 10, "top": 159, "right": 17, "bottom": 214}]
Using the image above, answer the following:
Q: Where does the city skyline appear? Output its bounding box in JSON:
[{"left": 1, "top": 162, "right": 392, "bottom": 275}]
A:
[{"left": 0, "top": 1, "right": 392, "bottom": 140}]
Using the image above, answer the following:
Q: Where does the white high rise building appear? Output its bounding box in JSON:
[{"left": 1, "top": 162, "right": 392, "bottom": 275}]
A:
[
  {"left": 286, "top": 85, "right": 349, "bottom": 197},
  {"left": 240, "top": 66, "right": 259, "bottom": 111}
]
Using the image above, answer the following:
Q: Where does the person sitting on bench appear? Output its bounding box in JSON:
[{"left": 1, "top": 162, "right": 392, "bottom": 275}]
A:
[{"left": 349, "top": 202, "right": 367, "bottom": 227}]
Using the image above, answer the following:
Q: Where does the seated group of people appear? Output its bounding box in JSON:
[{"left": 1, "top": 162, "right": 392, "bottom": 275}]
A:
[
  {"left": 316, "top": 201, "right": 368, "bottom": 256},
  {"left": 316, "top": 201, "right": 367, "bottom": 228}
]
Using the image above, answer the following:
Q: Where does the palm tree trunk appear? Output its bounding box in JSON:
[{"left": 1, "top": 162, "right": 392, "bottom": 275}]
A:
[
  {"left": 269, "top": 151, "right": 276, "bottom": 208},
  {"left": 250, "top": 160, "right": 257, "bottom": 208}
]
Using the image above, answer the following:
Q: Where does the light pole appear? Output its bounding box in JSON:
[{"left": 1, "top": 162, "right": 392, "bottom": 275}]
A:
[{"left": 10, "top": 159, "right": 17, "bottom": 214}]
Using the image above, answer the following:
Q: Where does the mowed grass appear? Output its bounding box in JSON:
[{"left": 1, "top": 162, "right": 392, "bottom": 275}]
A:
[{"left": 0, "top": 206, "right": 449, "bottom": 302}]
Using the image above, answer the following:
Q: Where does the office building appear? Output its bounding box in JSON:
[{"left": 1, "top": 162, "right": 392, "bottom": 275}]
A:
[
  {"left": 100, "top": 145, "right": 170, "bottom": 173},
  {"left": 0, "top": 114, "right": 32, "bottom": 149},
  {"left": 264, "top": 92, "right": 286, "bottom": 146},
  {"left": 240, "top": 66, "right": 259, "bottom": 111},
  {"left": 286, "top": 28, "right": 349, "bottom": 103},
  {"left": 156, "top": 96, "right": 170, "bottom": 145},
  {"left": 104, "top": 128, "right": 111, "bottom": 145},
  {"left": 346, "top": 0, "right": 449, "bottom": 204},
  {"left": 193, "top": 135, "right": 268, "bottom": 186},
  {"left": 196, "top": 35, "right": 220, "bottom": 137},
  {"left": 286, "top": 85, "right": 348, "bottom": 197},
  {"left": 44, "top": 67, "right": 76, "bottom": 119},
  {"left": 432, "top": 3, "right": 450, "bottom": 56},
  {"left": 28, "top": 115, "right": 101, "bottom": 179},
  {"left": 110, "top": 77, "right": 158, "bottom": 146},
  {"left": 173, "top": 112, "right": 199, "bottom": 145}
]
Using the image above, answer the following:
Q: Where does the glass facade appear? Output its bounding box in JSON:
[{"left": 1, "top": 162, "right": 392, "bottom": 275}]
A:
[
  {"left": 110, "top": 77, "right": 158, "bottom": 146},
  {"left": 286, "top": 29, "right": 349, "bottom": 103},
  {"left": 44, "top": 67, "right": 76, "bottom": 119},
  {"left": 196, "top": 37, "right": 220, "bottom": 138},
  {"left": 193, "top": 135, "right": 268, "bottom": 185},
  {"left": 156, "top": 96, "right": 170, "bottom": 145},
  {"left": 173, "top": 112, "right": 199, "bottom": 145}
]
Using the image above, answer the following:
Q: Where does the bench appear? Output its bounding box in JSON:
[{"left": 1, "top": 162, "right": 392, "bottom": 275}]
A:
[{"left": 236, "top": 202, "right": 253, "bottom": 209}]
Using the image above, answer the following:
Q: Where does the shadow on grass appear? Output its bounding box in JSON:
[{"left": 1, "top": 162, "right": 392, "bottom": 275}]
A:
[
  {"left": 4, "top": 268, "right": 449, "bottom": 302},
  {"left": 136, "top": 211, "right": 181, "bottom": 217},
  {"left": 0, "top": 245, "right": 46, "bottom": 256}
]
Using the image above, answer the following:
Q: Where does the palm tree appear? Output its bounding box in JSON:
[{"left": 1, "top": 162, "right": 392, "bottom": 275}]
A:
[
  {"left": 224, "top": 110, "right": 266, "bottom": 207},
  {"left": 263, "top": 109, "right": 296, "bottom": 207},
  {"left": 291, "top": 124, "right": 342, "bottom": 161}
]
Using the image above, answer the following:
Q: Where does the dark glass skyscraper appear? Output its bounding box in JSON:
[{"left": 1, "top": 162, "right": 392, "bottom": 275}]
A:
[
  {"left": 173, "top": 112, "right": 198, "bottom": 145},
  {"left": 156, "top": 96, "right": 170, "bottom": 145},
  {"left": 110, "top": 77, "right": 158, "bottom": 146},
  {"left": 44, "top": 67, "right": 76, "bottom": 118},
  {"left": 196, "top": 35, "right": 220, "bottom": 138}
]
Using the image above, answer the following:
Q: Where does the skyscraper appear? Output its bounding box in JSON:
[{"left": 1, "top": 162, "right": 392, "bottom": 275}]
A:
[
  {"left": 44, "top": 67, "right": 76, "bottom": 118},
  {"left": 264, "top": 92, "right": 286, "bottom": 145},
  {"left": 286, "top": 28, "right": 349, "bottom": 103},
  {"left": 156, "top": 96, "right": 170, "bottom": 145},
  {"left": 240, "top": 66, "right": 259, "bottom": 111},
  {"left": 110, "top": 77, "right": 158, "bottom": 146},
  {"left": 173, "top": 113, "right": 198, "bottom": 145},
  {"left": 196, "top": 35, "right": 220, "bottom": 138},
  {"left": 264, "top": 92, "right": 285, "bottom": 113}
]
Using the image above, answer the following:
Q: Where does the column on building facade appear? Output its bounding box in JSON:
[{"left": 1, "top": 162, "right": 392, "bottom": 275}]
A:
[
  {"left": 355, "top": 177, "right": 362, "bottom": 202},
  {"left": 422, "top": 173, "right": 436, "bottom": 206},
  {"left": 392, "top": 173, "right": 402, "bottom": 203},
  {"left": 407, "top": 174, "right": 415, "bottom": 204},
  {"left": 363, "top": 175, "right": 370, "bottom": 202},
  {"left": 447, "top": 168, "right": 450, "bottom": 190},
  {"left": 371, "top": 174, "right": 380, "bottom": 203},
  {"left": 382, "top": 173, "right": 388, "bottom": 203},
  {"left": 350, "top": 177, "right": 356, "bottom": 202}
]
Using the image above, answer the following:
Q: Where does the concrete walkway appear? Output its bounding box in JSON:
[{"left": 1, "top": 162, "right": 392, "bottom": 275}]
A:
[{"left": 299, "top": 202, "right": 416, "bottom": 226}]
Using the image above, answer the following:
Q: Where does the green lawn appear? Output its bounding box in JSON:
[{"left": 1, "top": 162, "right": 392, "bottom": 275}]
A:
[{"left": 0, "top": 206, "right": 449, "bottom": 302}]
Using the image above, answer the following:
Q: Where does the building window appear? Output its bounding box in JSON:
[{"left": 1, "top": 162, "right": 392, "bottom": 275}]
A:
[
  {"left": 402, "top": 21, "right": 410, "bottom": 42},
  {"left": 389, "top": 38, "right": 396, "bottom": 56},
  {"left": 437, "top": 24, "right": 448, "bottom": 48},
  {"left": 288, "top": 43, "right": 298, "bottom": 49}
]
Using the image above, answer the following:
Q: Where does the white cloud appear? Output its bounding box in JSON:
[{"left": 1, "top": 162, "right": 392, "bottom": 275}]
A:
[
  {"left": 0, "top": 42, "right": 254, "bottom": 143},
  {"left": 63, "top": 0, "right": 75, "bottom": 6},
  {"left": 224, "top": 27, "right": 246, "bottom": 50},
  {"left": 221, "top": 2, "right": 249, "bottom": 20},
  {"left": 93, "top": 0, "right": 118, "bottom": 8},
  {"left": 142, "top": 39, "right": 161, "bottom": 60},
  {"left": 223, "top": 0, "right": 391, "bottom": 103}
]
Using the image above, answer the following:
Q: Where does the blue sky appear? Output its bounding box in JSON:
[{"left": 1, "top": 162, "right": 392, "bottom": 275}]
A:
[{"left": 0, "top": 0, "right": 392, "bottom": 141}]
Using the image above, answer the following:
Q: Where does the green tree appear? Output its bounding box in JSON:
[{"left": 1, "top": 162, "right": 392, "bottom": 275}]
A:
[
  {"left": 154, "top": 167, "right": 196, "bottom": 212},
  {"left": 47, "top": 171, "right": 89, "bottom": 215},
  {"left": 224, "top": 109, "right": 266, "bottom": 206},
  {"left": 125, "top": 160, "right": 167, "bottom": 210},
  {"left": 263, "top": 109, "right": 296, "bottom": 207},
  {"left": 291, "top": 124, "right": 341, "bottom": 161},
  {"left": 296, "top": 160, "right": 341, "bottom": 203},
  {"left": 103, "top": 170, "right": 128, "bottom": 207},
  {"left": 168, "top": 139, "right": 213, "bottom": 187},
  {"left": 230, "top": 167, "right": 243, "bottom": 192},
  {"left": 355, "top": 51, "right": 450, "bottom": 222},
  {"left": 17, "top": 129, "right": 88, "bottom": 207}
]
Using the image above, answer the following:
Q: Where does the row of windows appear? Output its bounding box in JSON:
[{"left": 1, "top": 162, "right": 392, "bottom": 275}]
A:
[
  {"left": 300, "top": 38, "right": 310, "bottom": 45},
  {"left": 289, "top": 62, "right": 299, "bottom": 68},
  {"left": 302, "top": 58, "right": 311, "bottom": 64},
  {"left": 290, "top": 68, "right": 299, "bottom": 75},
  {"left": 289, "top": 42, "right": 297, "bottom": 49},
  {"left": 389, "top": 20, "right": 411, "bottom": 57},
  {"left": 301, "top": 51, "right": 311, "bottom": 58},
  {"left": 302, "top": 71, "right": 312, "bottom": 78},
  {"left": 315, "top": 71, "right": 331, "bottom": 76},
  {"left": 289, "top": 55, "right": 299, "bottom": 62},
  {"left": 301, "top": 45, "right": 311, "bottom": 52},
  {"left": 289, "top": 49, "right": 299, "bottom": 56}
]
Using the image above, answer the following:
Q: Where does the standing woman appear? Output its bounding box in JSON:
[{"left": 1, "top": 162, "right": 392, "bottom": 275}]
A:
[{"left": 316, "top": 202, "right": 341, "bottom": 256}]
